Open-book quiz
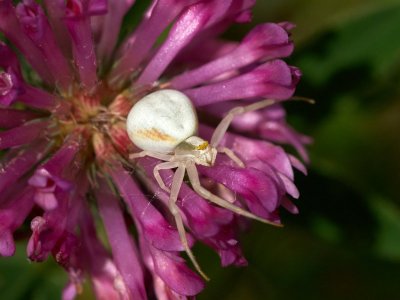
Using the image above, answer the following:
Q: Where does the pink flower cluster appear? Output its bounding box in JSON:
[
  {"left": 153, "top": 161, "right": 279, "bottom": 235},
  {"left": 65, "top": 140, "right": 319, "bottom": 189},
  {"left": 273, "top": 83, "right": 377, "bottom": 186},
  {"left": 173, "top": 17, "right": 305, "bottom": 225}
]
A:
[{"left": 0, "top": 0, "right": 309, "bottom": 299}]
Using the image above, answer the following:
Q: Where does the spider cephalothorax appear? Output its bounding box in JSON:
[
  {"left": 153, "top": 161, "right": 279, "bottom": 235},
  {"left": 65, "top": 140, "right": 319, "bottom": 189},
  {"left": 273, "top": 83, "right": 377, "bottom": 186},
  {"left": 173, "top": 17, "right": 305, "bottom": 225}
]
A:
[{"left": 174, "top": 137, "right": 217, "bottom": 167}]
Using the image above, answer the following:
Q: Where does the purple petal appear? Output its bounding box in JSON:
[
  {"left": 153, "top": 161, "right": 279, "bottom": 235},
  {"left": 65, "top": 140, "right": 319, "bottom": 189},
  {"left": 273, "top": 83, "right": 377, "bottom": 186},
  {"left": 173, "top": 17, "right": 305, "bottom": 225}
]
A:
[
  {"left": 88, "top": 0, "right": 107, "bottom": 15},
  {"left": 64, "top": 0, "right": 98, "bottom": 90},
  {"left": 0, "top": 187, "right": 35, "bottom": 256},
  {"left": 200, "top": 125, "right": 301, "bottom": 214},
  {"left": 138, "top": 156, "right": 249, "bottom": 266},
  {"left": 199, "top": 164, "right": 280, "bottom": 218},
  {"left": 281, "top": 197, "right": 299, "bottom": 214},
  {"left": 178, "top": 182, "right": 234, "bottom": 237},
  {"left": 0, "top": 108, "right": 39, "bottom": 129},
  {"left": 154, "top": 277, "right": 193, "bottom": 300},
  {"left": 150, "top": 246, "right": 204, "bottom": 296},
  {"left": 229, "top": 135, "right": 294, "bottom": 180},
  {"left": 140, "top": 234, "right": 205, "bottom": 297},
  {"left": 0, "top": 230, "right": 15, "bottom": 257},
  {"left": 176, "top": 39, "right": 238, "bottom": 67},
  {"left": 27, "top": 190, "right": 69, "bottom": 261},
  {"left": 185, "top": 60, "right": 300, "bottom": 106},
  {"left": 28, "top": 134, "right": 84, "bottom": 210},
  {"left": 289, "top": 155, "right": 308, "bottom": 175},
  {"left": 110, "top": 163, "right": 191, "bottom": 252},
  {"left": 0, "top": 42, "right": 21, "bottom": 74},
  {"left": 0, "top": 0, "right": 54, "bottom": 84},
  {"left": 139, "top": 157, "right": 234, "bottom": 238},
  {"left": 43, "top": 0, "right": 72, "bottom": 55},
  {"left": 80, "top": 209, "right": 131, "bottom": 300},
  {"left": 16, "top": 0, "right": 74, "bottom": 90},
  {"left": 277, "top": 173, "right": 299, "bottom": 199},
  {"left": 202, "top": 101, "right": 311, "bottom": 162},
  {"left": 62, "top": 281, "right": 78, "bottom": 300},
  {"left": 200, "top": 124, "right": 295, "bottom": 180},
  {"left": 181, "top": 0, "right": 256, "bottom": 49},
  {"left": 0, "top": 141, "right": 47, "bottom": 193},
  {"left": 31, "top": 135, "right": 82, "bottom": 182},
  {"left": 96, "top": 177, "right": 147, "bottom": 300},
  {"left": 0, "top": 120, "right": 49, "bottom": 150},
  {"left": 135, "top": 2, "right": 211, "bottom": 86},
  {"left": 52, "top": 231, "right": 80, "bottom": 270},
  {"left": 259, "top": 121, "right": 311, "bottom": 162},
  {"left": 204, "top": 226, "right": 248, "bottom": 267},
  {"left": 0, "top": 69, "right": 22, "bottom": 106},
  {"left": 111, "top": 0, "right": 195, "bottom": 82},
  {"left": 33, "top": 190, "right": 58, "bottom": 211},
  {"left": 18, "top": 85, "right": 59, "bottom": 110},
  {"left": 171, "top": 22, "right": 294, "bottom": 89},
  {"left": 96, "top": 0, "right": 135, "bottom": 63}
]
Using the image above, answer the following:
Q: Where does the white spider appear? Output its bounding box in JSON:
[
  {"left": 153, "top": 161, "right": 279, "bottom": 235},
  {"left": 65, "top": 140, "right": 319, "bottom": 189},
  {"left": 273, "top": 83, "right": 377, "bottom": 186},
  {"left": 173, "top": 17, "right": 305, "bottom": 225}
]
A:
[{"left": 127, "top": 89, "right": 280, "bottom": 279}]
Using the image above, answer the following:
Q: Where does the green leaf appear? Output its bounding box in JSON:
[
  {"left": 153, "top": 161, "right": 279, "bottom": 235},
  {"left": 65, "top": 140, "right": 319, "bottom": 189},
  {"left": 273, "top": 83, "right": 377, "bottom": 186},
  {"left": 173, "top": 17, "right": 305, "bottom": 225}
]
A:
[
  {"left": 0, "top": 243, "right": 67, "bottom": 300},
  {"left": 371, "top": 196, "right": 400, "bottom": 260},
  {"left": 296, "top": 5, "right": 400, "bottom": 86},
  {"left": 253, "top": 0, "right": 400, "bottom": 45}
]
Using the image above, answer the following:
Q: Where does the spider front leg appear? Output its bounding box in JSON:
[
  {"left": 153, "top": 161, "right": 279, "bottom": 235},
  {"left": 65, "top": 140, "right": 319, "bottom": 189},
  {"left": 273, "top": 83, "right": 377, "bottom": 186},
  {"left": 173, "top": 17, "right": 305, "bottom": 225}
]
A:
[
  {"left": 130, "top": 151, "right": 175, "bottom": 192},
  {"left": 129, "top": 150, "right": 173, "bottom": 161},
  {"left": 153, "top": 161, "right": 180, "bottom": 193},
  {"left": 217, "top": 147, "right": 244, "bottom": 167},
  {"left": 210, "top": 99, "right": 276, "bottom": 147},
  {"left": 168, "top": 163, "right": 209, "bottom": 281},
  {"left": 186, "top": 162, "right": 282, "bottom": 227}
]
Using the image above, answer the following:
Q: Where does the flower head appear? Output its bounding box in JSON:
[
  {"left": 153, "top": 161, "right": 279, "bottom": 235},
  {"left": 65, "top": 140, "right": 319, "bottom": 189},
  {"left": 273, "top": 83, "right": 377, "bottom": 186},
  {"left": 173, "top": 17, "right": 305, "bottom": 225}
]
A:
[{"left": 0, "top": 0, "right": 308, "bottom": 298}]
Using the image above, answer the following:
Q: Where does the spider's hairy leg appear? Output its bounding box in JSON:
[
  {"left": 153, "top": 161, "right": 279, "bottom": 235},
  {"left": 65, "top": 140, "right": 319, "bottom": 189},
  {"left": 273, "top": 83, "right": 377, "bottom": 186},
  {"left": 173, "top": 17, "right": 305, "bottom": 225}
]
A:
[
  {"left": 186, "top": 162, "right": 282, "bottom": 227},
  {"left": 130, "top": 150, "right": 173, "bottom": 161},
  {"left": 169, "top": 163, "right": 210, "bottom": 281},
  {"left": 153, "top": 161, "right": 179, "bottom": 193},
  {"left": 210, "top": 99, "right": 276, "bottom": 147},
  {"left": 217, "top": 147, "right": 244, "bottom": 167}
]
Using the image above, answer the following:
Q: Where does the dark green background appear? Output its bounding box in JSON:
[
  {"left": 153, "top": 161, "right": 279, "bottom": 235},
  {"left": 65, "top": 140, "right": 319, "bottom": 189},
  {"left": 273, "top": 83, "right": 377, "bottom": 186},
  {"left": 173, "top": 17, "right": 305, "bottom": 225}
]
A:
[{"left": 1, "top": 1, "right": 400, "bottom": 299}]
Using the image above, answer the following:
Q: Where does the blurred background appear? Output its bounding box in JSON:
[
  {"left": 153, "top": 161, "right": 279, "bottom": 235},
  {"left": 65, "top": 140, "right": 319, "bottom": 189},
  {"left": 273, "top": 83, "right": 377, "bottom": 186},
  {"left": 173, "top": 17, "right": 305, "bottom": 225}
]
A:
[{"left": 1, "top": 0, "right": 400, "bottom": 299}]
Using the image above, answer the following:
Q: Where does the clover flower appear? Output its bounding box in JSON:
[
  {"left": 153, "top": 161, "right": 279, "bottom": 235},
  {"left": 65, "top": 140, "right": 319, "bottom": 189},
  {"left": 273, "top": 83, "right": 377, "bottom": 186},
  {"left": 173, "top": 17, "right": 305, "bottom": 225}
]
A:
[{"left": 0, "top": 0, "right": 308, "bottom": 299}]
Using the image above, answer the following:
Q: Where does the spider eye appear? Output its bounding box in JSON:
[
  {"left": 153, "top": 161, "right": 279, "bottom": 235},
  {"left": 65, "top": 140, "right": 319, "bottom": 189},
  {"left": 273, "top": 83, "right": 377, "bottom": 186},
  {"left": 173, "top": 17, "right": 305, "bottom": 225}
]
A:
[{"left": 126, "top": 89, "right": 198, "bottom": 153}]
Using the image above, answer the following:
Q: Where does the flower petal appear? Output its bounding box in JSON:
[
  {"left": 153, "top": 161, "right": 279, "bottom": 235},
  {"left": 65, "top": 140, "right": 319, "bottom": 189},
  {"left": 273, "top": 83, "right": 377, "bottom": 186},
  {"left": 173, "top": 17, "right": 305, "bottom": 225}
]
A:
[
  {"left": 96, "top": 177, "right": 147, "bottom": 300},
  {"left": 110, "top": 163, "right": 192, "bottom": 252},
  {"left": 185, "top": 60, "right": 300, "bottom": 106},
  {"left": 171, "top": 22, "right": 294, "bottom": 89}
]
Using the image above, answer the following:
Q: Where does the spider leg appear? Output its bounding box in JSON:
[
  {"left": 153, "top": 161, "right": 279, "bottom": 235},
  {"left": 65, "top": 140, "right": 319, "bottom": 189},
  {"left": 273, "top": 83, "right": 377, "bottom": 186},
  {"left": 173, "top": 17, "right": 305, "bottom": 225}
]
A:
[
  {"left": 169, "top": 163, "right": 210, "bottom": 281},
  {"left": 130, "top": 150, "right": 172, "bottom": 161},
  {"left": 186, "top": 163, "right": 282, "bottom": 227},
  {"left": 217, "top": 146, "right": 244, "bottom": 167},
  {"left": 153, "top": 161, "right": 180, "bottom": 193},
  {"left": 210, "top": 99, "right": 276, "bottom": 147}
]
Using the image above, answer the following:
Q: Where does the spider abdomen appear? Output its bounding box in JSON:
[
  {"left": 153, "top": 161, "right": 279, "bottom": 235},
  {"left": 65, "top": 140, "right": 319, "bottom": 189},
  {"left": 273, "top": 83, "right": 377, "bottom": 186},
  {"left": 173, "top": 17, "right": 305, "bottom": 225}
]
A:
[{"left": 127, "top": 89, "right": 198, "bottom": 153}]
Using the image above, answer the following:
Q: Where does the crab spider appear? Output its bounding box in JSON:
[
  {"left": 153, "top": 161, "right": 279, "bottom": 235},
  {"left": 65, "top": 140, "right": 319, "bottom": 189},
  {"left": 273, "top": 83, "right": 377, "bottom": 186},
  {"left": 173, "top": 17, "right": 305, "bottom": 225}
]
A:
[{"left": 127, "top": 89, "right": 280, "bottom": 280}]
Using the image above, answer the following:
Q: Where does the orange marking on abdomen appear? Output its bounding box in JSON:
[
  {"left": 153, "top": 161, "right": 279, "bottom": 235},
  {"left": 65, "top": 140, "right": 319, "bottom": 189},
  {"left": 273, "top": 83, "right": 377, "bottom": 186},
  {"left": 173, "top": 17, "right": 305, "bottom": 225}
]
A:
[{"left": 135, "top": 128, "right": 176, "bottom": 142}]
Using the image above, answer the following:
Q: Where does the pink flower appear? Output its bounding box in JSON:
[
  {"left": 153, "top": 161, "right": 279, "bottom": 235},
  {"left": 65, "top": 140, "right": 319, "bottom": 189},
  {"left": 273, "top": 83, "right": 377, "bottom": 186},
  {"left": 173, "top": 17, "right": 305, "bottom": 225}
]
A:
[{"left": 0, "top": 0, "right": 308, "bottom": 299}]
